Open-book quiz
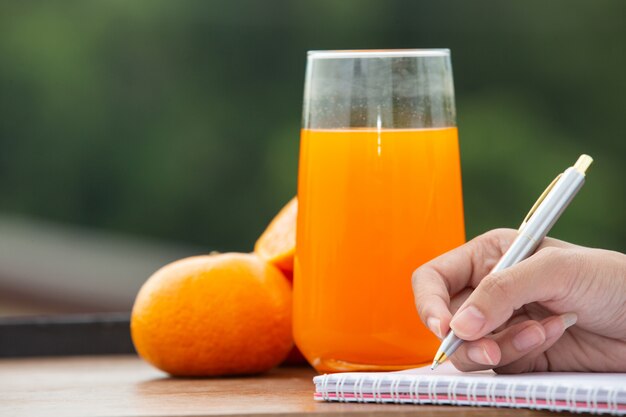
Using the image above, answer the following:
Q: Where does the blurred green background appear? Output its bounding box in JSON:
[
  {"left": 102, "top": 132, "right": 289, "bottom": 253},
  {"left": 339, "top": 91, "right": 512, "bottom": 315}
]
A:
[{"left": 0, "top": 1, "right": 624, "bottom": 314}]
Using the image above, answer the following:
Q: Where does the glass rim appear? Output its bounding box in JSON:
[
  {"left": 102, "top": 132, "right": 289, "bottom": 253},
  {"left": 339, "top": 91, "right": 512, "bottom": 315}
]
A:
[{"left": 307, "top": 49, "right": 450, "bottom": 59}]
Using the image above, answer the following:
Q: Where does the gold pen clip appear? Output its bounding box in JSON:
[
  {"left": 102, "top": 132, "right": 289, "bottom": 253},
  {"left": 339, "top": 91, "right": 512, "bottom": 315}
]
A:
[
  {"left": 518, "top": 173, "right": 562, "bottom": 231},
  {"left": 518, "top": 154, "right": 592, "bottom": 232}
]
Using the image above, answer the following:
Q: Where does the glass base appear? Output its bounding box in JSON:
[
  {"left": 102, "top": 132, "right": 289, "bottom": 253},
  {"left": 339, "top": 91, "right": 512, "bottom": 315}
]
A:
[{"left": 311, "top": 357, "right": 431, "bottom": 373}]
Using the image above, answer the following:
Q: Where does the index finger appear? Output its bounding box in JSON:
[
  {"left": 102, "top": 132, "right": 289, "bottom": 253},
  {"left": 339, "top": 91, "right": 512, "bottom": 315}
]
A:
[{"left": 412, "top": 228, "right": 518, "bottom": 337}]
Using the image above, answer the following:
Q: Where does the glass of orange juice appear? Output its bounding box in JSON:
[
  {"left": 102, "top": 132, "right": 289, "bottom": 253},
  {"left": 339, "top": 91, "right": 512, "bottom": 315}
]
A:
[{"left": 293, "top": 50, "right": 465, "bottom": 373}]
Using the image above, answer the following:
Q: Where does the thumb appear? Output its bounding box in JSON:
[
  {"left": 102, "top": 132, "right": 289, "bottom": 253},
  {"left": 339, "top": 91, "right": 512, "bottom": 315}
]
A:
[{"left": 449, "top": 247, "right": 579, "bottom": 341}]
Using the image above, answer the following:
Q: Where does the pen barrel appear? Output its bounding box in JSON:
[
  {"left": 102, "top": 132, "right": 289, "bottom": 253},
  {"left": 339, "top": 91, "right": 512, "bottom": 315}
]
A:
[
  {"left": 492, "top": 167, "right": 585, "bottom": 273},
  {"left": 436, "top": 164, "right": 589, "bottom": 363}
]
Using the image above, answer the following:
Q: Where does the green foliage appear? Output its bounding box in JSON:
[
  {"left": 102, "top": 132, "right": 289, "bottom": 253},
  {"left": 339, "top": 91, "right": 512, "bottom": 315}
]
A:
[{"left": 0, "top": 0, "right": 623, "bottom": 251}]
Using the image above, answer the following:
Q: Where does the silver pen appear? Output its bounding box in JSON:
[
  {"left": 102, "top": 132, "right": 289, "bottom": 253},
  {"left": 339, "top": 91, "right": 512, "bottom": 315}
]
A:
[{"left": 431, "top": 154, "right": 593, "bottom": 370}]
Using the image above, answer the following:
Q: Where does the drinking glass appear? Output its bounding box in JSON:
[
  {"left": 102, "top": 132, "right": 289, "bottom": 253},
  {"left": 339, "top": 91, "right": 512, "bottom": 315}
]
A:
[{"left": 293, "top": 50, "right": 465, "bottom": 373}]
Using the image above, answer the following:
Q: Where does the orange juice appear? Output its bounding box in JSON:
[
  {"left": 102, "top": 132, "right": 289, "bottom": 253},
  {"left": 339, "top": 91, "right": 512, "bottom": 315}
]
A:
[{"left": 293, "top": 127, "right": 465, "bottom": 373}]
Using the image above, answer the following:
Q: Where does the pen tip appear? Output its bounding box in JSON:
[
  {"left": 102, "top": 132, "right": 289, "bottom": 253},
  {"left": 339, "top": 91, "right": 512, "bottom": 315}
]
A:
[{"left": 431, "top": 360, "right": 439, "bottom": 371}]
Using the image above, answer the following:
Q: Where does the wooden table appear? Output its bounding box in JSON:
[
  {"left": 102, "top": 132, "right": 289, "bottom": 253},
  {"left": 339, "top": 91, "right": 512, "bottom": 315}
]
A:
[{"left": 0, "top": 355, "right": 571, "bottom": 416}]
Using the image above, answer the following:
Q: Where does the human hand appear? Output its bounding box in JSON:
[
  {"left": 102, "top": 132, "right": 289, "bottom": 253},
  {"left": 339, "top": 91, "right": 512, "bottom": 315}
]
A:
[{"left": 412, "top": 228, "right": 626, "bottom": 373}]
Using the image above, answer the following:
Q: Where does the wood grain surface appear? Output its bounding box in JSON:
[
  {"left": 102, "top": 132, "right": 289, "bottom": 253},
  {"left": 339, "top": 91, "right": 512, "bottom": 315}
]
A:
[{"left": 0, "top": 355, "right": 572, "bottom": 417}]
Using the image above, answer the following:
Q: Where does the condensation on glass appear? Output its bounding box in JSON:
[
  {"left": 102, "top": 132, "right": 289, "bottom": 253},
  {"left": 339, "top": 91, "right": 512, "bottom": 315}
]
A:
[{"left": 302, "top": 50, "right": 456, "bottom": 130}]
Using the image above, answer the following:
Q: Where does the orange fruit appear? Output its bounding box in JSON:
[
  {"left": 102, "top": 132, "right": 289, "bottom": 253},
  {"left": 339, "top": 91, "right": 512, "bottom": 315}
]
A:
[
  {"left": 255, "top": 197, "right": 297, "bottom": 273},
  {"left": 254, "top": 198, "right": 308, "bottom": 366},
  {"left": 131, "top": 252, "right": 293, "bottom": 376}
]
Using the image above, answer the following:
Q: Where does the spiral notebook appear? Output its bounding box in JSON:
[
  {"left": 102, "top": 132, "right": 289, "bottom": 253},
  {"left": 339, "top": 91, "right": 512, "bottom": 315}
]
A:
[{"left": 314, "top": 362, "right": 626, "bottom": 415}]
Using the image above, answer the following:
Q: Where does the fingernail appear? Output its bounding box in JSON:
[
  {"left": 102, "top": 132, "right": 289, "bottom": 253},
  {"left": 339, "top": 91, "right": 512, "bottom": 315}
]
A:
[
  {"left": 512, "top": 324, "right": 546, "bottom": 351},
  {"left": 467, "top": 345, "right": 497, "bottom": 366},
  {"left": 450, "top": 305, "right": 486, "bottom": 338},
  {"left": 544, "top": 313, "right": 577, "bottom": 339},
  {"left": 427, "top": 317, "right": 442, "bottom": 339},
  {"left": 561, "top": 313, "right": 578, "bottom": 329}
]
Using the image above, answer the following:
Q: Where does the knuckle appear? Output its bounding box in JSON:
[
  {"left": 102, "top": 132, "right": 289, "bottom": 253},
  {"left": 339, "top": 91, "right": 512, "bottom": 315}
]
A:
[
  {"left": 416, "top": 296, "right": 438, "bottom": 322},
  {"left": 560, "top": 248, "right": 584, "bottom": 271},
  {"left": 411, "top": 266, "right": 440, "bottom": 297},
  {"left": 536, "top": 245, "right": 578, "bottom": 263},
  {"left": 416, "top": 304, "right": 429, "bottom": 322},
  {"left": 557, "top": 248, "right": 586, "bottom": 291},
  {"left": 535, "top": 246, "right": 583, "bottom": 278},
  {"left": 411, "top": 270, "right": 428, "bottom": 317},
  {"left": 411, "top": 268, "right": 421, "bottom": 289},
  {"left": 481, "top": 228, "right": 514, "bottom": 240},
  {"left": 481, "top": 273, "right": 513, "bottom": 302},
  {"left": 472, "top": 229, "right": 518, "bottom": 268},
  {"left": 483, "top": 228, "right": 517, "bottom": 247},
  {"left": 411, "top": 270, "right": 428, "bottom": 303}
]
